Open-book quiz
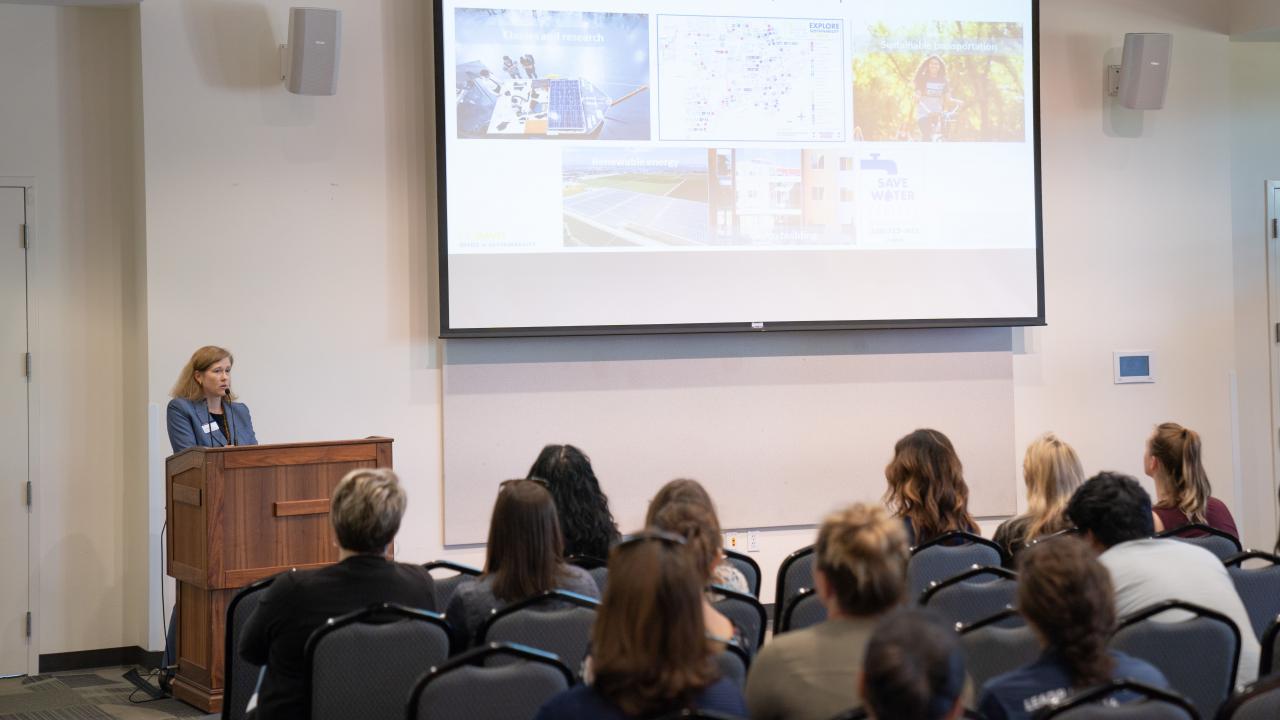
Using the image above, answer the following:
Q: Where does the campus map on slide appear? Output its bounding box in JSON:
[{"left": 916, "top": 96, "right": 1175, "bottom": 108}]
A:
[{"left": 657, "top": 15, "right": 846, "bottom": 141}]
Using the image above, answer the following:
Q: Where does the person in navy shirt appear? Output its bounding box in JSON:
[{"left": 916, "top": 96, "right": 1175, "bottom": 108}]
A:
[
  {"left": 534, "top": 531, "right": 747, "bottom": 720},
  {"left": 978, "top": 536, "right": 1168, "bottom": 720}
]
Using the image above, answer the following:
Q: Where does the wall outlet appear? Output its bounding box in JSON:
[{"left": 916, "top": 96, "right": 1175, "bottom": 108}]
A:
[
  {"left": 747, "top": 530, "right": 760, "bottom": 553},
  {"left": 724, "top": 532, "right": 743, "bottom": 551}
]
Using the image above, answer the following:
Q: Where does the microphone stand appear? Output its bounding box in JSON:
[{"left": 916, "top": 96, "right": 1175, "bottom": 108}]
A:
[{"left": 224, "top": 388, "right": 236, "bottom": 446}]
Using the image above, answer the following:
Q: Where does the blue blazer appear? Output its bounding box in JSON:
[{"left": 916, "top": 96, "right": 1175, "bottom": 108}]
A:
[{"left": 167, "top": 397, "right": 258, "bottom": 453}]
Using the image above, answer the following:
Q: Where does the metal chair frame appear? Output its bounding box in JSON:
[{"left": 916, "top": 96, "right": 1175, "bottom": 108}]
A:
[
  {"left": 221, "top": 575, "right": 275, "bottom": 720},
  {"left": 1033, "top": 678, "right": 1200, "bottom": 719},
  {"left": 774, "top": 544, "right": 816, "bottom": 617}
]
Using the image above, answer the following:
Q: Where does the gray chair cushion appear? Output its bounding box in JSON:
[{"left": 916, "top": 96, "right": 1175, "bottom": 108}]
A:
[
  {"left": 224, "top": 580, "right": 271, "bottom": 720},
  {"left": 414, "top": 660, "right": 570, "bottom": 720},
  {"left": 1166, "top": 534, "right": 1240, "bottom": 562},
  {"left": 714, "top": 645, "right": 749, "bottom": 689},
  {"left": 779, "top": 590, "right": 826, "bottom": 634},
  {"left": 1226, "top": 564, "right": 1280, "bottom": 641},
  {"left": 908, "top": 544, "right": 1003, "bottom": 599},
  {"left": 310, "top": 619, "right": 451, "bottom": 720},
  {"left": 724, "top": 551, "right": 761, "bottom": 597},
  {"left": 960, "top": 621, "right": 1038, "bottom": 689},
  {"left": 922, "top": 575, "right": 1017, "bottom": 627},
  {"left": 711, "top": 592, "right": 766, "bottom": 655},
  {"left": 480, "top": 605, "right": 596, "bottom": 678},
  {"left": 1111, "top": 612, "right": 1237, "bottom": 719},
  {"left": 776, "top": 548, "right": 815, "bottom": 617}
]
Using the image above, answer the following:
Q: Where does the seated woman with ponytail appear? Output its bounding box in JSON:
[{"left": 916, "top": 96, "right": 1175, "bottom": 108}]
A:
[
  {"left": 745, "top": 503, "right": 911, "bottom": 720},
  {"left": 1145, "top": 422, "right": 1239, "bottom": 538},
  {"left": 977, "top": 536, "right": 1168, "bottom": 720}
]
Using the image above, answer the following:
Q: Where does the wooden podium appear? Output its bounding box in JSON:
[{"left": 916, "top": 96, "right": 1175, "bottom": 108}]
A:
[{"left": 165, "top": 437, "right": 393, "bottom": 712}]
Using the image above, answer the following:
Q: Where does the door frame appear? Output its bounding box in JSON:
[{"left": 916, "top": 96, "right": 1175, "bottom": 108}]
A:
[
  {"left": 1268, "top": 180, "right": 1280, "bottom": 552},
  {"left": 1, "top": 177, "right": 39, "bottom": 676}
]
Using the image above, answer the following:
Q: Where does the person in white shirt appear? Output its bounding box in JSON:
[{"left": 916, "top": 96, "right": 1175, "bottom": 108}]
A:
[{"left": 1065, "top": 471, "right": 1259, "bottom": 686}]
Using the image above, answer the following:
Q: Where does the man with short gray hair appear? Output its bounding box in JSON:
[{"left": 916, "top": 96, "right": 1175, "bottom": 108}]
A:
[{"left": 240, "top": 468, "right": 435, "bottom": 720}]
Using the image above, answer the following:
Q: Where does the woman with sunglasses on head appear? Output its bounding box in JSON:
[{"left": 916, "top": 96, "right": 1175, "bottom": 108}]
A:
[
  {"left": 167, "top": 345, "right": 258, "bottom": 452},
  {"left": 535, "top": 531, "right": 747, "bottom": 719},
  {"left": 447, "top": 478, "right": 599, "bottom": 648}
]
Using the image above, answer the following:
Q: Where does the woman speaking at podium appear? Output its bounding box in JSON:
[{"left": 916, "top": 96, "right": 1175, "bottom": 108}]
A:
[{"left": 167, "top": 345, "right": 258, "bottom": 453}]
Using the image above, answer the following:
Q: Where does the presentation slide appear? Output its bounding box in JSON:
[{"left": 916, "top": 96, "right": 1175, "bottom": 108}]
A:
[{"left": 438, "top": 0, "right": 1041, "bottom": 334}]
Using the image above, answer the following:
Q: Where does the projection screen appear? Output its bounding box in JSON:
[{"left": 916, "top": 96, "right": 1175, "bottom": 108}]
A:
[{"left": 436, "top": 0, "right": 1043, "bottom": 336}]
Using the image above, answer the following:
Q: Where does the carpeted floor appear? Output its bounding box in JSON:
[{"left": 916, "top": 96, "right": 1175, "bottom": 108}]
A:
[{"left": 0, "top": 667, "right": 216, "bottom": 720}]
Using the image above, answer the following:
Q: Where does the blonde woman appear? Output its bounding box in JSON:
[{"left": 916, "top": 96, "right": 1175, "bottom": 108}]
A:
[
  {"left": 1146, "top": 422, "right": 1238, "bottom": 538},
  {"left": 745, "top": 503, "right": 911, "bottom": 720},
  {"left": 166, "top": 345, "right": 257, "bottom": 452},
  {"left": 993, "top": 433, "right": 1085, "bottom": 561}
]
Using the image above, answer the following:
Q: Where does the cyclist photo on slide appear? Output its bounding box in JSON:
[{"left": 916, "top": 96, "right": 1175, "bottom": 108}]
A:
[{"left": 914, "top": 55, "right": 964, "bottom": 141}]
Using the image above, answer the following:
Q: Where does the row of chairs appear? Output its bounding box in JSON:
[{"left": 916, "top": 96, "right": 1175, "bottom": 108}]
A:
[
  {"left": 957, "top": 598, "right": 1280, "bottom": 719},
  {"left": 223, "top": 581, "right": 757, "bottom": 720}
]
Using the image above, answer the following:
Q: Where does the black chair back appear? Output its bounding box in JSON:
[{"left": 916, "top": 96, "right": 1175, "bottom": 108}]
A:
[
  {"left": 1261, "top": 616, "right": 1280, "bottom": 677},
  {"left": 304, "top": 603, "right": 452, "bottom": 720},
  {"left": 651, "top": 711, "right": 748, "bottom": 720},
  {"left": 724, "top": 549, "right": 762, "bottom": 597},
  {"left": 1110, "top": 600, "right": 1240, "bottom": 719},
  {"left": 1223, "top": 551, "right": 1280, "bottom": 641},
  {"left": 408, "top": 642, "right": 573, "bottom": 720},
  {"left": 777, "top": 588, "right": 827, "bottom": 634},
  {"left": 1215, "top": 673, "right": 1280, "bottom": 720},
  {"left": 830, "top": 708, "right": 986, "bottom": 719},
  {"left": 222, "top": 576, "right": 274, "bottom": 720},
  {"left": 1034, "top": 679, "right": 1199, "bottom": 719},
  {"left": 709, "top": 585, "right": 767, "bottom": 655},
  {"left": 907, "top": 532, "right": 1007, "bottom": 600},
  {"left": 476, "top": 590, "right": 598, "bottom": 679},
  {"left": 774, "top": 545, "right": 815, "bottom": 619},
  {"left": 1155, "top": 524, "right": 1243, "bottom": 561},
  {"left": 958, "top": 609, "right": 1036, "bottom": 689},
  {"left": 919, "top": 565, "right": 1017, "bottom": 627},
  {"left": 424, "top": 560, "right": 482, "bottom": 611}
]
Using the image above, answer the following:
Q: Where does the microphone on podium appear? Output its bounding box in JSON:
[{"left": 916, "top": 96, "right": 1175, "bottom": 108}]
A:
[{"left": 224, "top": 387, "right": 236, "bottom": 446}]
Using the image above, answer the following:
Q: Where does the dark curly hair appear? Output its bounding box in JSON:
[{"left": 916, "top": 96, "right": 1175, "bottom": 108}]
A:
[
  {"left": 527, "top": 444, "right": 620, "bottom": 560},
  {"left": 1017, "top": 536, "right": 1115, "bottom": 687},
  {"left": 1065, "top": 472, "right": 1153, "bottom": 548}
]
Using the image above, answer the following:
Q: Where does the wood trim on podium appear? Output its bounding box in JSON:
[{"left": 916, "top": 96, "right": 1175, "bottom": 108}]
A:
[{"left": 274, "top": 498, "right": 330, "bottom": 517}]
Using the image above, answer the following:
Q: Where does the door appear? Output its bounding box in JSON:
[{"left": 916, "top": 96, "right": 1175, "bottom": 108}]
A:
[
  {"left": 0, "top": 186, "right": 29, "bottom": 677},
  {"left": 1271, "top": 181, "right": 1280, "bottom": 550}
]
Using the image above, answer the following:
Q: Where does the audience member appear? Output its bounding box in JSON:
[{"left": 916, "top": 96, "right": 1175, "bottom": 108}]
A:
[
  {"left": 1145, "top": 423, "right": 1239, "bottom": 538},
  {"left": 746, "top": 504, "right": 910, "bottom": 720},
  {"left": 647, "top": 500, "right": 741, "bottom": 648},
  {"left": 977, "top": 537, "right": 1167, "bottom": 720},
  {"left": 646, "top": 478, "right": 750, "bottom": 593},
  {"left": 528, "top": 444, "right": 620, "bottom": 560},
  {"left": 239, "top": 469, "right": 434, "bottom": 720},
  {"left": 534, "top": 532, "right": 747, "bottom": 719},
  {"left": 884, "top": 429, "right": 979, "bottom": 545},
  {"left": 447, "top": 478, "right": 599, "bottom": 646},
  {"left": 860, "top": 608, "right": 966, "bottom": 720},
  {"left": 1066, "top": 471, "right": 1259, "bottom": 685},
  {"left": 992, "top": 433, "right": 1085, "bottom": 562}
]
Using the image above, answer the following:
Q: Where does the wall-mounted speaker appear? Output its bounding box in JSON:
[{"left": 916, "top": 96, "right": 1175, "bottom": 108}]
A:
[
  {"left": 285, "top": 7, "right": 342, "bottom": 96},
  {"left": 1118, "top": 33, "right": 1171, "bottom": 110}
]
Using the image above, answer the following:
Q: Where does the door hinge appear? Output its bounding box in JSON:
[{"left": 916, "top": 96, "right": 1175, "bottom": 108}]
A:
[
  {"left": 25, "top": 611, "right": 31, "bottom": 638},
  {"left": 24, "top": 352, "right": 31, "bottom": 380},
  {"left": 20, "top": 223, "right": 27, "bottom": 249},
  {"left": 1273, "top": 218, "right": 1278, "bottom": 239},
  {"left": 26, "top": 480, "right": 32, "bottom": 509},
  {"left": 1275, "top": 323, "right": 1279, "bottom": 343}
]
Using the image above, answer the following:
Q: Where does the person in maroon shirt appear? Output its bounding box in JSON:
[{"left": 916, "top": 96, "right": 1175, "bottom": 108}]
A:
[{"left": 1144, "top": 422, "right": 1239, "bottom": 538}]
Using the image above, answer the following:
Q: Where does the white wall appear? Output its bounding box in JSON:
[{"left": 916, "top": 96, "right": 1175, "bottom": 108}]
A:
[
  {"left": 5, "top": 0, "right": 1277, "bottom": 656},
  {"left": 0, "top": 4, "right": 147, "bottom": 658},
  {"left": 1230, "top": 0, "right": 1280, "bottom": 38},
  {"left": 1230, "top": 40, "right": 1280, "bottom": 552}
]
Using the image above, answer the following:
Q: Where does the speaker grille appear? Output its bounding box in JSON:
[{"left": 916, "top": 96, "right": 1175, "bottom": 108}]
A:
[{"left": 287, "top": 8, "right": 341, "bottom": 95}]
